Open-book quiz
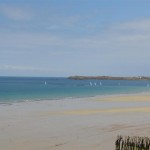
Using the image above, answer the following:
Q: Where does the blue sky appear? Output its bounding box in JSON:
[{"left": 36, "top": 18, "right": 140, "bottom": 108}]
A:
[{"left": 0, "top": 0, "right": 150, "bottom": 77}]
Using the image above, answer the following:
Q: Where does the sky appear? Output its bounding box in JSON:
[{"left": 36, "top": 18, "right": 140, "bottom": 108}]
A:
[{"left": 1, "top": 0, "right": 150, "bottom": 77}]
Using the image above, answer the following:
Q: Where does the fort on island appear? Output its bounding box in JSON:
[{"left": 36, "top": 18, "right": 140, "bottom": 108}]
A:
[{"left": 68, "top": 76, "right": 150, "bottom": 80}]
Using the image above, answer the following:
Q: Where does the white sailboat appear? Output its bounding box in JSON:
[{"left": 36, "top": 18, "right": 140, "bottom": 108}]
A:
[
  {"left": 45, "top": 81, "right": 47, "bottom": 85},
  {"left": 90, "top": 82, "right": 92, "bottom": 86}
]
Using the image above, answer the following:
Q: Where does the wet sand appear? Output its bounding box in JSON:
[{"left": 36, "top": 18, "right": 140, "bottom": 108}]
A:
[{"left": 0, "top": 94, "right": 150, "bottom": 150}]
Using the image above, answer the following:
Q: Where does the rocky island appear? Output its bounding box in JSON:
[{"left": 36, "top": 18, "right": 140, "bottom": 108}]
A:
[{"left": 68, "top": 76, "right": 150, "bottom": 80}]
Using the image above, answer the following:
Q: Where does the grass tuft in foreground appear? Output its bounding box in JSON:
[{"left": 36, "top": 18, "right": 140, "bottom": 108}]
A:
[{"left": 116, "top": 135, "right": 150, "bottom": 150}]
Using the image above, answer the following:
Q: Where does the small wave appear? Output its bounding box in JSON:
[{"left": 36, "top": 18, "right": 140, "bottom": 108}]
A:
[{"left": 0, "top": 102, "right": 13, "bottom": 106}]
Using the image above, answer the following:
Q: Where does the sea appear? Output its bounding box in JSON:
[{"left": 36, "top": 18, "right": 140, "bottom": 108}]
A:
[{"left": 0, "top": 76, "right": 150, "bottom": 103}]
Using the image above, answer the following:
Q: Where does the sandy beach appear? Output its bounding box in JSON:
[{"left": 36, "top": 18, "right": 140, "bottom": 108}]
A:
[{"left": 0, "top": 94, "right": 150, "bottom": 150}]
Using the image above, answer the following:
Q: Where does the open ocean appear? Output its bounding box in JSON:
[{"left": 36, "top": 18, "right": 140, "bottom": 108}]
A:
[{"left": 0, "top": 76, "right": 150, "bottom": 103}]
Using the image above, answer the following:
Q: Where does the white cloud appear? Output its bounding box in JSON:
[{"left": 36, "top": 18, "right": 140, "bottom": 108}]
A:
[
  {"left": 47, "top": 15, "right": 82, "bottom": 29},
  {"left": 0, "top": 32, "right": 63, "bottom": 49},
  {"left": 1, "top": 18, "right": 150, "bottom": 53},
  {"left": 1, "top": 18, "right": 150, "bottom": 76},
  {"left": 47, "top": 25, "right": 60, "bottom": 30},
  {"left": 63, "top": 16, "right": 81, "bottom": 27},
  {"left": 114, "top": 19, "right": 150, "bottom": 31},
  {"left": 107, "top": 19, "right": 150, "bottom": 47},
  {"left": 76, "top": 19, "right": 150, "bottom": 49},
  {"left": 0, "top": 5, "right": 32, "bottom": 20},
  {"left": 0, "top": 65, "right": 55, "bottom": 72}
]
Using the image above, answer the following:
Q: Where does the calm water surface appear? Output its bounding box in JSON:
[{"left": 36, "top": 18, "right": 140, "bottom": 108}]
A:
[{"left": 0, "top": 77, "right": 150, "bottom": 103}]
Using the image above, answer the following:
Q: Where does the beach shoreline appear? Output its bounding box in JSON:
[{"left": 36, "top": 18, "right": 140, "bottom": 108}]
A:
[
  {"left": 1, "top": 90, "right": 150, "bottom": 105},
  {"left": 0, "top": 93, "right": 150, "bottom": 150}
]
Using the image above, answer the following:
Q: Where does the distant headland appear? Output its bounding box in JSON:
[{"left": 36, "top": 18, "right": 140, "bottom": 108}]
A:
[{"left": 68, "top": 76, "right": 150, "bottom": 80}]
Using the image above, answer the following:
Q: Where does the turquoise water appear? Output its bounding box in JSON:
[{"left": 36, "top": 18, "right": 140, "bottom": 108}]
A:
[{"left": 0, "top": 77, "right": 150, "bottom": 103}]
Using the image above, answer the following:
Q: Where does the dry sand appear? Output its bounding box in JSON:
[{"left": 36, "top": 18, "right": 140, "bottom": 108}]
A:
[{"left": 0, "top": 94, "right": 150, "bottom": 150}]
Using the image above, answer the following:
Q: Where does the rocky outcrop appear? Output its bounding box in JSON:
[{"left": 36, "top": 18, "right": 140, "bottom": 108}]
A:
[{"left": 68, "top": 76, "right": 150, "bottom": 80}]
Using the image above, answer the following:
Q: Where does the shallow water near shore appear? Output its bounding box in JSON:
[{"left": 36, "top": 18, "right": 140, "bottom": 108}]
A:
[{"left": 1, "top": 76, "right": 150, "bottom": 103}]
